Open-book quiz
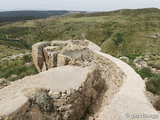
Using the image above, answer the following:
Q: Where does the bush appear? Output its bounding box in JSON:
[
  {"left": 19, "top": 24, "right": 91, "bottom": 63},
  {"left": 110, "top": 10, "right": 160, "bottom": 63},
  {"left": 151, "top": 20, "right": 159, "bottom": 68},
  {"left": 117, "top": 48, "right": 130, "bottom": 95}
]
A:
[
  {"left": 23, "top": 54, "right": 32, "bottom": 63},
  {"left": 0, "top": 59, "right": 38, "bottom": 80},
  {"left": 146, "top": 74, "right": 160, "bottom": 95},
  {"left": 136, "top": 67, "right": 160, "bottom": 95},
  {"left": 125, "top": 53, "right": 141, "bottom": 60},
  {"left": 137, "top": 67, "right": 154, "bottom": 79},
  {"left": 105, "top": 30, "right": 113, "bottom": 39},
  {"left": 113, "top": 33, "right": 124, "bottom": 46}
]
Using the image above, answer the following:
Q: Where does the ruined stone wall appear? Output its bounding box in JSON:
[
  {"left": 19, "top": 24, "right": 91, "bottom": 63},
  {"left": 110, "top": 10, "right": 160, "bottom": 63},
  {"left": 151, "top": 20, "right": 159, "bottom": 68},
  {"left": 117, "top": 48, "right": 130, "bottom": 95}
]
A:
[
  {"left": 3, "top": 64, "right": 105, "bottom": 120},
  {"left": 0, "top": 40, "right": 126, "bottom": 120},
  {"left": 49, "top": 66, "right": 105, "bottom": 120},
  {"left": 29, "top": 40, "right": 125, "bottom": 120}
]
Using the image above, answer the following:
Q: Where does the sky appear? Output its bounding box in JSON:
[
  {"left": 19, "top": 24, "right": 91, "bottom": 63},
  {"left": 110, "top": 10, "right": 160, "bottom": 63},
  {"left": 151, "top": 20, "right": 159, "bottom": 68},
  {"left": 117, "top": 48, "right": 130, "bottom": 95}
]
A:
[{"left": 0, "top": 0, "right": 160, "bottom": 11}]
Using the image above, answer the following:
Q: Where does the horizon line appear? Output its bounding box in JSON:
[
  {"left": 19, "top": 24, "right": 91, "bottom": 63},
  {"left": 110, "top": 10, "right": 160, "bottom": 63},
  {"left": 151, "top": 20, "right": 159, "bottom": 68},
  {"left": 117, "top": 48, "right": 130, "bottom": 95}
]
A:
[{"left": 0, "top": 7, "right": 159, "bottom": 13}]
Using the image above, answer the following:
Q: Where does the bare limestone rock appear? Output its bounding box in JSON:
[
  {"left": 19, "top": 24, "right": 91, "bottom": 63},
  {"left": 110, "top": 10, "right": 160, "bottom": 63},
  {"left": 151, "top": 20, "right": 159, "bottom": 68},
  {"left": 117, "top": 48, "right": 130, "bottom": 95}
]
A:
[
  {"left": 32, "top": 42, "right": 50, "bottom": 72},
  {"left": 32, "top": 40, "right": 101, "bottom": 72},
  {"left": 57, "top": 48, "right": 94, "bottom": 67},
  {"left": 43, "top": 46, "right": 60, "bottom": 69},
  {"left": 119, "top": 56, "right": 129, "bottom": 63},
  {"left": 57, "top": 41, "right": 91, "bottom": 66},
  {"left": 133, "top": 58, "right": 148, "bottom": 69},
  {"left": 0, "top": 64, "right": 105, "bottom": 120}
]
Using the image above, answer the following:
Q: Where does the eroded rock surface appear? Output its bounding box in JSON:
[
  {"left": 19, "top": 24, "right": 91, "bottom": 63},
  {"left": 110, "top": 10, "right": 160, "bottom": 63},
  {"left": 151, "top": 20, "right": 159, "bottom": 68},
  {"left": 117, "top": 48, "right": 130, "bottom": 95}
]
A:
[
  {"left": 0, "top": 40, "right": 159, "bottom": 120},
  {"left": 32, "top": 40, "right": 101, "bottom": 72},
  {"left": 0, "top": 65, "right": 104, "bottom": 120},
  {"left": 32, "top": 42, "right": 50, "bottom": 72}
]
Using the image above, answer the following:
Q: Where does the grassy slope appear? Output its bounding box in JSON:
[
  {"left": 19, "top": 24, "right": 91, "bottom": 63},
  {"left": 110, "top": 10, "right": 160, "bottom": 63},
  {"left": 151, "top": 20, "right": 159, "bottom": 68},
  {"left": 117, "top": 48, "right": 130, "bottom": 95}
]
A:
[
  {"left": 0, "top": 45, "right": 27, "bottom": 59},
  {"left": 0, "top": 8, "right": 160, "bottom": 57}
]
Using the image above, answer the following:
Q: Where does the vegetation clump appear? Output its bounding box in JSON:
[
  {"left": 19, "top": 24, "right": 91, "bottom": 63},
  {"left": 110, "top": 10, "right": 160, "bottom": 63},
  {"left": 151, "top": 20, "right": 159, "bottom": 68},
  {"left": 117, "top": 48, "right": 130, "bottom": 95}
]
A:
[
  {"left": 146, "top": 74, "right": 160, "bottom": 95},
  {"left": 136, "top": 67, "right": 154, "bottom": 79},
  {"left": 0, "top": 57, "right": 38, "bottom": 86}
]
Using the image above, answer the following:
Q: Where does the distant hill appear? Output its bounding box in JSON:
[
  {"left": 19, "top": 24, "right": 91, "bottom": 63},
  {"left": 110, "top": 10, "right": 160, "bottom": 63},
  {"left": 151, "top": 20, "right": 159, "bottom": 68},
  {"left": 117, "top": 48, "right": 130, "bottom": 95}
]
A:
[
  {"left": 0, "top": 8, "right": 160, "bottom": 57},
  {"left": 0, "top": 10, "right": 85, "bottom": 23}
]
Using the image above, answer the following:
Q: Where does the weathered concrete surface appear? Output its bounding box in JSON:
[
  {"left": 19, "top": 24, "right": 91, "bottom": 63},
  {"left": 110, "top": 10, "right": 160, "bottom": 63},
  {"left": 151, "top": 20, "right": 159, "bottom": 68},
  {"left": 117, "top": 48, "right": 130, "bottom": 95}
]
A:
[
  {"left": 94, "top": 52, "right": 160, "bottom": 120},
  {"left": 0, "top": 65, "right": 91, "bottom": 118}
]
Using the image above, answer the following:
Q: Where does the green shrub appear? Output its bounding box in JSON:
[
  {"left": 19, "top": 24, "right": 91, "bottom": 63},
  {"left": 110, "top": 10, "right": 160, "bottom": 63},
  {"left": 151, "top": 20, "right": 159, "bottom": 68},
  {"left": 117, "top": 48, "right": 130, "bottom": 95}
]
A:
[
  {"left": 0, "top": 59, "right": 38, "bottom": 80},
  {"left": 105, "top": 30, "right": 113, "bottom": 39},
  {"left": 136, "top": 67, "right": 154, "bottom": 79},
  {"left": 23, "top": 54, "right": 32, "bottom": 63},
  {"left": 125, "top": 53, "right": 141, "bottom": 60},
  {"left": 135, "top": 67, "right": 160, "bottom": 95},
  {"left": 146, "top": 74, "right": 160, "bottom": 95},
  {"left": 113, "top": 33, "right": 124, "bottom": 46}
]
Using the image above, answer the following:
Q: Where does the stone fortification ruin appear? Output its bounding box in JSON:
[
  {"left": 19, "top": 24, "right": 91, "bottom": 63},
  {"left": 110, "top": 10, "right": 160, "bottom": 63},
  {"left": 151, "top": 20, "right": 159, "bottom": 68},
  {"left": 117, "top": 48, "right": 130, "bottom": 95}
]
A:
[{"left": 0, "top": 40, "right": 159, "bottom": 120}]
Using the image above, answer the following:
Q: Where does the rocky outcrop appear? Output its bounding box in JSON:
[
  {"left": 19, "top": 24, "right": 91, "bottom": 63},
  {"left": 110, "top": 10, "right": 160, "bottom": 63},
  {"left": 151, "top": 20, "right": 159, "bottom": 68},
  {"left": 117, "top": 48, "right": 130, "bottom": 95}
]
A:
[
  {"left": 0, "top": 40, "right": 120, "bottom": 120},
  {"left": 0, "top": 65, "right": 105, "bottom": 120},
  {"left": 0, "top": 40, "right": 159, "bottom": 120},
  {"left": 32, "top": 40, "right": 101, "bottom": 72},
  {"left": 43, "top": 46, "right": 60, "bottom": 70},
  {"left": 32, "top": 42, "right": 50, "bottom": 72}
]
